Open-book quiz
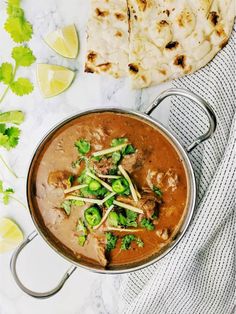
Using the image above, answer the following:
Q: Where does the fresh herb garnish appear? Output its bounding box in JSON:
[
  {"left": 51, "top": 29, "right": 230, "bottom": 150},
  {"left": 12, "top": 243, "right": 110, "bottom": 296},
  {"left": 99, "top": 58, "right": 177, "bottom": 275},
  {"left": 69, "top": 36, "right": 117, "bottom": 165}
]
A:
[
  {"left": 78, "top": 235, "right": 86, "bottom": 246},
  {"left": 123, "top": 144, "right": 136, "bottom": 155},
  {"left": 77, "top": 219, "right": 87, "bottom": 247},
  {"left": 0, "top": 124, "right": 20, "bottom": 150},
  {"left": 60, "top": 200, "right": 72, "bottom": 215},
  {"left": 108, "top": 211, "right": 119, "bottom": 227},
  {"left": 111, "top": 138, "right": 128, "bottom": 147},
  {"left": 140, "top": 218, "right": 155, "bottom": 231},
  {"left": 0, "top": 180, "right": 25, "bottom": 207},
  {"left": 106, "top": 232, "right": 118, "bottom": 252},
  {"left": 121, "top": 234, "right": 144, "bottom": 250},
  {"left": 61, "top": 199, "right": 84, "bottom": 215},
  {"left": 75, "top": 139, "right": 91, "bottom": 155},
  {"left": 0, "top": 181, "right": 14, "bottom": 205},
  {"left": 112, "top": 151, "right": 121, "bottom": 164},
  {"left": 153, "top": 186, "right": 163, "bottom": 197},
  {"left": 0, "top": 46, "right": 35, "bottom": 103},
  {"left": 4, "top": 0, "right": 33, "bottom": 43}
]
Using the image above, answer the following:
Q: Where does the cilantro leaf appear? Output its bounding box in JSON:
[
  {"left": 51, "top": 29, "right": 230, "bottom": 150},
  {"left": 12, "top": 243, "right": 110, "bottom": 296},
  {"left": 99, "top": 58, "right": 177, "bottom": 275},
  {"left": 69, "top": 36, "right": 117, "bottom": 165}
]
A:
[
  {"left": 0, "top": 180, "right": 15, "bottom": 205},
  {"left": 61, "top": 200, "right": 72, "bottom": 215},
  {"left": 153, "top": 186, "right": 163, "bottom": 197},
  {"left": 121, "top": 234, "right": 144, "bottom": 250},
  {"left": 121, "top": 234, "right": 135, "bottom": 250},
  {"left": 75, "top": 139, "right": 91, "bottom": 155},
  {"left": 12, "top": 46, "right": 36, "bottom": 67},
  {"left": 0, "top": 63, "right": 14, "bottom": 84},
  {"left": 0, "top": 125, "right": 20, "bottom": 150},
  {"left": 7, "top": 0, "right": 21, "bottom": 6},
  {"left": 10, "top": 77, "right": 33, "bottom": 96},
  {"left": 4, "top": 17, "right": 33, "bottom": 43},
  {"left": 140, "top": 218, "right": 155, "bottom": 231},
  {"left": 78, "top": 235, "right": 86, "bottom": 246},
  {"left": 0, "top": 133, "right": 10, "bottom": 148},
  {"left": 0, "top": 111, "right": 25, "bottom": 125},
  {"left": 5, "top": 127, "right": 20, "bottom": 148},
  {"left": 111, "top": 138, "right": 128, "bottom": 147},
  {"left": 106, "top": 232, "right": 118, "bottom": 252}
]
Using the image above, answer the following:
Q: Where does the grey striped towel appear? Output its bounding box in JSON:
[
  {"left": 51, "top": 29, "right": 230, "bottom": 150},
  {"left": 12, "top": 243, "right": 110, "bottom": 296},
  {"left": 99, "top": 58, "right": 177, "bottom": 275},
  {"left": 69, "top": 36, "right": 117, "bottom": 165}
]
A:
[{"left": 118, "top": 24, "right": 236, "bottom": 314}]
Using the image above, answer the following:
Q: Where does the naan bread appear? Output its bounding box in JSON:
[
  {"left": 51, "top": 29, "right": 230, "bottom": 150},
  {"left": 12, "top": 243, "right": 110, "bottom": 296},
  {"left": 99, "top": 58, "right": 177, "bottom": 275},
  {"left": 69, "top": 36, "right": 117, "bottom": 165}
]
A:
[
  {"left": 85, "top": 0, "right": 129, "bottom": 78},
  {"left": 128, "top": 0, "right": 235, "bottom": 88}
]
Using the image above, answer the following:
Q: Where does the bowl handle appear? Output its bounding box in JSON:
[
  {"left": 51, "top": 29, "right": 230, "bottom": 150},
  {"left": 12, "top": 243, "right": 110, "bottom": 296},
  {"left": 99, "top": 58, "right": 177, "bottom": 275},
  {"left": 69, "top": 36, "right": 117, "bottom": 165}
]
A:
[
  {"left": 10, "top": 230, "right": 77, "bottom": 299},
  {"left": 144, "top": 88, "right": 217, "bottom": 152}
]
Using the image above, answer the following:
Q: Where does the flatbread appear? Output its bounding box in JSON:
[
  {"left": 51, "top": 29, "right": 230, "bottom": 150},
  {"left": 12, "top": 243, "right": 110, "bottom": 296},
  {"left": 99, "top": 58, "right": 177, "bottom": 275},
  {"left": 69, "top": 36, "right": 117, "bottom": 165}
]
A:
[
  {"left": 128, "top": 0, "right": 235, "bottom": 88},
  {"left": 85, "top": 0, "right": 129, "bottom": 78}
]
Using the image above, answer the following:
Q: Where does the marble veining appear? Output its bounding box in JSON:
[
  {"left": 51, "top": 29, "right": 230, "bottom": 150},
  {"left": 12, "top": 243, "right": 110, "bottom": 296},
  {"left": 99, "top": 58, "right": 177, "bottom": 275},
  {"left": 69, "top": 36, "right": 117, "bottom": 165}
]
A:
[{"left": 0, "top": 1, "right": 172, "bottom": 313}]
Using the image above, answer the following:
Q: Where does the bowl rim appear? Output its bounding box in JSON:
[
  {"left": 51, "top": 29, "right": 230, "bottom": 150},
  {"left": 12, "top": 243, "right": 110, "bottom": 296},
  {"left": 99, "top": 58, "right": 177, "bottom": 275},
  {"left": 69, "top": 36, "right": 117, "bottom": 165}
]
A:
[{"left": 26, "top": 107, "right": 197, "bottom": 274}]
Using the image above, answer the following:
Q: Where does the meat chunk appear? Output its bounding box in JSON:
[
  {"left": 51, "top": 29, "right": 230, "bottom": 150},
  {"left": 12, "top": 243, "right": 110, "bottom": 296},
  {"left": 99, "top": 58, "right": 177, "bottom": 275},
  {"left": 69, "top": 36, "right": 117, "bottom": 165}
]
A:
[
  {"left": 48, "top": 171, "right": 71, "bottom": 189},
  {"left": 156, "top": 228, "right": 170, "bottom": 241},
  {"left": 117, "top": 192, "right": 160, "bottom": 220},
  {"left": 90, "top": 157, "right": 113, "bottom": 175},
  {"left": 156, "top": 169, "right": 179, "bottom": 192},
  {"left": 121, "top": 149, "right": 150, "bottom": 173},
  {"left": 88, "top": 234, "right": 107, "bottom": 267}
]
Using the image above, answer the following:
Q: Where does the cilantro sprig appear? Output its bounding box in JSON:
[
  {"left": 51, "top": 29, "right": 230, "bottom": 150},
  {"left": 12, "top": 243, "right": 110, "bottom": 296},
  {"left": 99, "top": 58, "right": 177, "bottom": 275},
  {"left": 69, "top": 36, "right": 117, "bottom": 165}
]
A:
[
  {"left": 4, "top": 0, "right": 33, "bottom": 43},
  {"left": 0, "top": 180, "right": 26, "bottom": 208},
  {"left": 0, "top": 46, "right": 35, "bottom": 103}
]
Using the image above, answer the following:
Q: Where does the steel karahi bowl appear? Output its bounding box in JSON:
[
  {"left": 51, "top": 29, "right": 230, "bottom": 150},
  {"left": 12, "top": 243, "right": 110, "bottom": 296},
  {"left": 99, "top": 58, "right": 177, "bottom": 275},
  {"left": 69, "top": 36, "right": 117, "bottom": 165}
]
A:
[{"left": 10, "top": 88, "right": 216, "bottom": 298}]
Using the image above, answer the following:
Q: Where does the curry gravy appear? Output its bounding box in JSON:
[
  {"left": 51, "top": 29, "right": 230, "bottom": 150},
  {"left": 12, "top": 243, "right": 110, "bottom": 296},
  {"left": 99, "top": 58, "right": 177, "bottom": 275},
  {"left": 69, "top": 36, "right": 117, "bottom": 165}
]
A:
[{"left": 30, "top": 112, "right": 188, "bottom": 268}]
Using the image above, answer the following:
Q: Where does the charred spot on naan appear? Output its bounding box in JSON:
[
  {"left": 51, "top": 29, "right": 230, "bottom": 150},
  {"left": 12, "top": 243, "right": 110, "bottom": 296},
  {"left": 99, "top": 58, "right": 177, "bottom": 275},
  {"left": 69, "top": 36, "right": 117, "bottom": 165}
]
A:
[
  {"left": 114, "top": 12, "right": 126, "bottom": 21},
  {"left": 85, "top": 64, "right": 95, "bottom": 73},
  {"left": 87, "top": 51, "right": 97, "bottom": 63},
  {"left": 136, "top": 0, "right": 147, "bottom": 12},
  {"left": 177, "top": 9, "right": 195, "bottom": 28},
  {"left": 165, "top": 41, "right": 179, "bottom": 49},
  {"left": 95, "top": 8, "right": 109, "bottom": 17},
  {"left": 115, "top": 31, "right": 123, "bottom": 37},
  {"left": 173, "top": 55, "right": 186, "bottom": 69},
  {"left": 97, "top": 62, "right": 112, "bottom": 72},
  {"left": 208, "top": 11, "right": 219, "bottom": 26},
  {"left": 128, "top": 63, "right": 139, "bottom": 74}
]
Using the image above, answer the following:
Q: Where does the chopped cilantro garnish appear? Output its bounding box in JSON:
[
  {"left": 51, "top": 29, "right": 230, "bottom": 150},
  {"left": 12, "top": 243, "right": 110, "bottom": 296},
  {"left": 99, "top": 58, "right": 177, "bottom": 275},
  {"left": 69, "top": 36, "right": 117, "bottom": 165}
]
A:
[
  {"left": 78, "top": 235, "right": 86, "bottom": 246},
  {"left": 60, "top": 200, "right": 71, "bottom": 215},
  {"left": 106, "top": 232, "right": 118, "bottom": 252},
  {"left": 121, "top": 234, "right": 144, "bottom": 250},
  {"left": 122, "top": 144, "right": 136, "bottom": 155},
  {"left": 140, "top": 218, "right": 155, "bottom": 231},
  {"left": 111, "top": 138, "right": 128, "bottom": 147},
  {"left": 76, "top": 219, "right": 87, "bottom": 235},
  {"left": 75, "top": 139, "right": 91, "bottom": 155},
  {"left": 121, "top": 234, "right": 135, "bottom": 250},
  {"left": 153, "top": 186, "right": 163, "bottom": 197},
  {"left": 61, "top": 199, "right": 84, "bottom": 215}
]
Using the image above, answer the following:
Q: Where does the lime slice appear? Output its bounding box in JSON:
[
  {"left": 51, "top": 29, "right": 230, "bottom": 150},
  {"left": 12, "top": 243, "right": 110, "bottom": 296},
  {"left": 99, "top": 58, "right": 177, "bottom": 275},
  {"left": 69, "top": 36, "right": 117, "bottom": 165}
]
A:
[
  {"left": 0, "top": 218, "right": 23, "bottom": 253},
  {"left": 44, "top": 24, "right": 79, "bottom": 58},
  {"left": 36, "top": 64, "right": 75, "bottom": 98}
]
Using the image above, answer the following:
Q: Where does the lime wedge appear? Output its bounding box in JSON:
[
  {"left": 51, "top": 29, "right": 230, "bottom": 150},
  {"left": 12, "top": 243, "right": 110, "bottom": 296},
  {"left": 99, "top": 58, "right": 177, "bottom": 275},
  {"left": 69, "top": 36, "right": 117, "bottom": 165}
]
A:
[
  {"left": 36, "top": 64, "right": 75, "bottom": 98},
  {"left": 44, "top": 24, "right": 79, "bottom": 58},
  {"left": 0, "top": 218, "right": 23, "bottom": 253}
]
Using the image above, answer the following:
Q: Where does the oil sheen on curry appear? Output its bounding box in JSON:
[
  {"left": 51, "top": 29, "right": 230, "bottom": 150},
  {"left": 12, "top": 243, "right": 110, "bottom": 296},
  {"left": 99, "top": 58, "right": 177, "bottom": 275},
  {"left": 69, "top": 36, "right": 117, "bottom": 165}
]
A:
[{"left": 32, "top": 112, "right": 188, "bottom": 268}]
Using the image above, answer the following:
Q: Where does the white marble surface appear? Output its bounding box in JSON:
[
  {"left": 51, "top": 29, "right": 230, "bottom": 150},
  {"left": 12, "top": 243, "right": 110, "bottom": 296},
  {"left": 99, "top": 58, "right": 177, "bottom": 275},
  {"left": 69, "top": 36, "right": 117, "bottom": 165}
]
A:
[{"left": 0, "top": 1, "right": 172, "bottom": 313}]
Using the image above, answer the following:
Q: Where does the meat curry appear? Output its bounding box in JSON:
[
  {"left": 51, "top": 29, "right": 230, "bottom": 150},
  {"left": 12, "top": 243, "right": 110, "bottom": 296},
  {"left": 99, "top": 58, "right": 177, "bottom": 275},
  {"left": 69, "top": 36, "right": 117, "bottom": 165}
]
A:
[{"left": 30, "top": 112, "right": 188, "bottom": 269}]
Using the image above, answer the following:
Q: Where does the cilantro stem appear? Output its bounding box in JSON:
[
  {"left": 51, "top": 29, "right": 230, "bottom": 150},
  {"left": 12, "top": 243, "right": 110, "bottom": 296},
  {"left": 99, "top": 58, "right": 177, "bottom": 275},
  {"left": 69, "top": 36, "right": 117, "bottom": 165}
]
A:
[
  {"left": 0, "top": 86, "right": 10, "bottom": 103},
  {"left": 9, "top": 195, "right": 27, "bottom": 209},
  {"left": 0, "top": 154, "right": 18, "bottom": 178},
  {"left": 0, "top": 64, "right": 18, "bottom": 104}
]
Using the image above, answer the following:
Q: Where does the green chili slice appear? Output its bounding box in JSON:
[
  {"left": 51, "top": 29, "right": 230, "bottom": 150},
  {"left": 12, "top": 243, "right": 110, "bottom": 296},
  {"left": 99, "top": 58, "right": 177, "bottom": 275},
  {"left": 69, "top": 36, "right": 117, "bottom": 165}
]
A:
[{"left": 84, "top": 206, "right": 102, "bottom": 227}]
